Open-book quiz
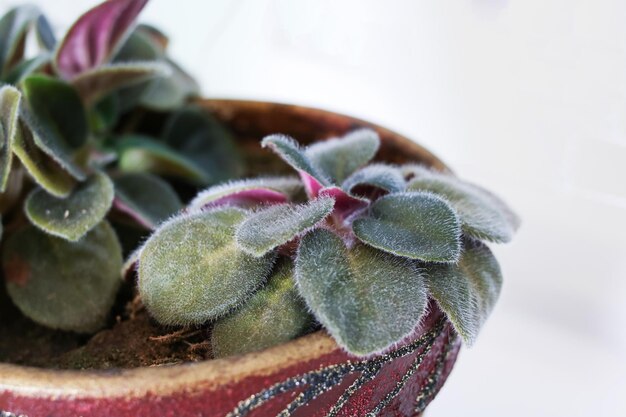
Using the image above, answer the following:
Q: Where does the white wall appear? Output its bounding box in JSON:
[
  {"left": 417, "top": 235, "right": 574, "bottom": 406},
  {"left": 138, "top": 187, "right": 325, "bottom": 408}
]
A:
[{"left": 2, "top": 1, "right": 625, "bottom": 416}]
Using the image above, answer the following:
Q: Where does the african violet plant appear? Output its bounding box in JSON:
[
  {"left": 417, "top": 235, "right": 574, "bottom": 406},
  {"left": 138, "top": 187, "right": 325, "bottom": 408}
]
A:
[
  {"left": 0, "top": 0, "right": 241, "bottom": 333},
  {"left": 136, "top": 129, "right": 519, "bottom": 357}
]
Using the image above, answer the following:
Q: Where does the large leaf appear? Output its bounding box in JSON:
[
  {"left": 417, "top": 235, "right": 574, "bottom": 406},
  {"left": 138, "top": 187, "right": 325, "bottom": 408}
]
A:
[
  {"left": 138, "top": 59, "right": 199, "bottom": 110},
  {"left": 25, "top": 171, "right": 114, "bottom": 241},
  {"left": 13, "top": 121, "right": 77, "bottom": 197},
  {"left": 72, "top": 62, "right": 167, "bottom": 105},
  {"left": 211, "top": 262, "right": 312, "bottom": 358},
  {"left": 408, "top": 174, "right": 519, "bottom": 243},
  {"left": 352, "top": 192, "right": 461, "bottom": 262},
  {"left": 296, "top": 228, "right": 427, "bottom": 356},
  {"left": 54, "top": 0, "right": 149, "bottom": 79},
  {"left": 138, "top": 208, "right": 275, "bottom": 325},
  {"left": 236, "top": 197, "right": 335, "bottom": 257},
  {"left": 0, "top": 5, "right": 39, "bottom": 77},
  {"left": 342, "top": 164, "right": 405, "bottom": 195},
  {"left": 306, "top": 129, "right": 380, "bottom": 184},
  {"left": 424, "top": 239, "right": 502, "bottom": 345},
  {"left": 0, "top": 85, "right": 20, "bottom": 191},
  {"left": 3, "top": 222, "right": 122, "bottom": 333},
  {"left": 187, "top": 176, "right": 303, "bottom": 212},
  {"left": 113, "top": 172, "right": 182, "bottom": 229}
]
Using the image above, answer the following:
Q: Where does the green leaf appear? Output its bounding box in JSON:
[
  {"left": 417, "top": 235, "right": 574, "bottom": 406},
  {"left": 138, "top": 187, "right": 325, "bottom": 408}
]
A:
[
  {"left": 138, "top": 59, "right": 199, "bottom": 110},
  {"left": 72, "top": 62, "right": 167, "bottom": 106},
  {"left": 3, "top": 54, "right": 50, "bottom": 85},
  {"left": 236, "top": 197, "right": 335, "bottom": 257},
  {"left": 138, "top": 208, "right": 276, "bottom": 325},
  {"left": 352, "top": 192, "right": 461, "bottom": 262},
  {"left": 25, "top": 171, "right": 114, "bottom": 241},
  {"left": 296, "top": 228, "right": 427, "bottom": 356},
  {"left": 408, "top": 174, "right": 519, "bottom": 243},
  {"left": 89, "top": 94, "right": 120, "bottom": 134},
  {"left": 306, "top": 129, "right": 380, "bottom": 184},
  {"left": 35, "top": 14, "right": 56, "bottom": 51},
  {"left": 212, "top": 262, "right": 313, "bottom": 358},
  {"left": 341, "top": 164, "right": 405, "bottom": 195},
  {"left": 424, "top": 239, "right": 502, "bottom": 345},
  {"left": 0, "top": 85, "right": 21, "bottom": 191},
  {"left": 113, "top": 173, "right": 182, "bottom": 229},
  {"left": 13, "top": 120, "right": 77, "bottom": 197},
  {"left": 3, "top": 221, "right": 123, "bottom": 333},
  {"left": 0, "top": 5, "right": 39, "bottom": 77},
  {"left": 114, "top": 27, "right": 163, "bottom": 62},
  {"left": 188, "top": 176, "right": 303, "bottom": 212}
]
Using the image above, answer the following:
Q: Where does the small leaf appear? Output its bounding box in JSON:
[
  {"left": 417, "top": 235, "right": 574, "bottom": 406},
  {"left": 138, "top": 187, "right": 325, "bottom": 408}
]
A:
[
  {"left": 3, "top": 221, "right": 123, "bottom": 333},
  {"left": 212, "top": 262, "right": 313, "bottom": 358},
  {"left": 3, "top": 54, "right": 50, "bottom": 85},
  {"left": 0, "top": 85, "right": 21, "bottom": 191},
  {"left": 0, "top": 5, "right": 39, "bottom": 77},
  {"left": 296, "top": 228, "right": 427, "bottom": 356},
  {"left": 236, "top": 197, "right": 335, "bottom": 257},
  {"left": 342, "top": 164, "right": 405, "bottom": 195},
  {"left": 425, "top": 239, "right": 502, "bottom": 345},
  {"left": 25, "top": 171, "right": 114, "bottom": 241},
  {"left": 306, "top": 129, "right": 380, "bottom": 184},
  {"left": 317, "top": 186, "right": 369, "bottom": 219},
  {"left": 262, "top": 134, "right": 331, "bottom": 195},
  {"left": 113, "top": 172, "right": 182, "bottom": 229},
  {"left": 138, "top": 208, "right": 276, "bottom": 325},
  {"left": 54, "top": 0, "right": 149, "bottom": 78},
  {"left": 35, "top": 14, "right": 56, "bottom": 51},
  {"left": 408, "top": 173, "right": 519, "bottom": 243},
  {"left": 72, "top": 62, "right": 167, "bottom": 105},
  {"left": 138, "top": 59, "right": 199, "bottom": 110},
  {"left": 188, "top": 176, "right": 303, "bottom": 212},
  {"left": 114, "top": 26, "right": 163, "bottom": 62},
  {"left": 352, "top": 192, "right": 461, "bottom": 262},
  {"left": 89, "top": 94, "right": 119, "bottom": 134},
  {"left": 13, "top": 121, "right": 77, "bottom": 197}
]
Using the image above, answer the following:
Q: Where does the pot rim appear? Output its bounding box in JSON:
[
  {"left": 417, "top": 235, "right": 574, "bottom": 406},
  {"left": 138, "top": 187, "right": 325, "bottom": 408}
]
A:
[{"left": 0, "top": 99, "right": 448, "bottom": 400}]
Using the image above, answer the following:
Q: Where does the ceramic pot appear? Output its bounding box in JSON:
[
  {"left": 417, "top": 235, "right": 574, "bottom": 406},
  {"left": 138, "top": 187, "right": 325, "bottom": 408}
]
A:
[{"left": 0, "top": 100, "right": 461, "bottom": 417}]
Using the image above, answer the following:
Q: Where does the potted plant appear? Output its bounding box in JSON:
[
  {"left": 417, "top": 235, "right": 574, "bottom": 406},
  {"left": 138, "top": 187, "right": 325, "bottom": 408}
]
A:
[{"left": 0, "top": 1, "right": 519, "bottom": 416}]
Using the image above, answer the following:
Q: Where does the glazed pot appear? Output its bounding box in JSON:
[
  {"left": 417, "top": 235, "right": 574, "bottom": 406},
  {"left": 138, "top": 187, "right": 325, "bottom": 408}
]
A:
[{"left": 0, "top": 100, "right": 461, "bottom": 417}]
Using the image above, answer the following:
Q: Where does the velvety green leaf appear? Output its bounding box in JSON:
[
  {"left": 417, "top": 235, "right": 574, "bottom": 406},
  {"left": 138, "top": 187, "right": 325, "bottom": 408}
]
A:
[
  {"left": 162, "top": 106, "right": 243, "bottom": 184},
  {"left": 35, "top": 14, "right": 56, "bottom": 51},
  {"left": 138, "top": 59, "right": 199, "bottom": 110},
  {"left": 3, "top": 221, "right": 122, "bottom": 333},
  {"left": 296, "top": 228, "right": 427, "bottom": 356},
  {"left": 0, "top": 85, "right": 20, "bottom": 191},
  {"left": 236, "top": 197, "right": 335, "bottom": 257},
  {"left": 54, "top": 0, "right": 149, "bottom": 78},
  {"left": 0, "top": 5, "right": 39, "bottom": 77},
  {"left": 25, "top": 171, "right": 114, "bottom": 241},
  {"left": 113, "top": 173, "right": 182, "bottom": 229},
  {"left": 212, "top": 261, "right": 313, "bottom": 358},
  {"left": 12, "top": 121, "right": 77, "bottom": 197},
  {"left": 352, "top": 192, "right": 461, "bottom": 262},
  {"left": 89, "top": 94, "right": 119, "bottom": 134},
  {"left": 3, "top": 54, "right": 50, "bottom": 85},
  {"left": 341, "top": 164, "right": 405, "bottom": 195},
  {"left": 138, "top": 208, "right": 276, "bottom": 325},
  {"left": 306, "top": 129, "right": 380, "bottom": 184},
  {"left": 408, "top": 173, "right": 519, "bottom": 243},
  {"left": 72, "top": 62, "right": 167, "bottom": 106},
  {"left": 425, "top": 239, "right": 502, "bottom": 345},
  {"left": 188, "top": 176, "right": 303, "bottom": 212},
  {"left": 114, "top": 27, "right": 162, "bottom": 62},
  {"left": 135, "top": 24, "right": 169, "bottom": 53}
]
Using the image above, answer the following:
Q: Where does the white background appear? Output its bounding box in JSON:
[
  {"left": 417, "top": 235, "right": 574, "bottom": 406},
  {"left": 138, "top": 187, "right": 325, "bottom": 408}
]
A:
[{"left": 2, "top": 1, "right": 625, "bottom": 416}]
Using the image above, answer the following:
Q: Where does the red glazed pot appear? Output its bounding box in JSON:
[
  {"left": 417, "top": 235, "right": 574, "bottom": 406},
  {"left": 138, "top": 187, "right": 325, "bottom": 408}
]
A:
[{"left": 0, "top": 100, "right": 461, "bottom": 417}]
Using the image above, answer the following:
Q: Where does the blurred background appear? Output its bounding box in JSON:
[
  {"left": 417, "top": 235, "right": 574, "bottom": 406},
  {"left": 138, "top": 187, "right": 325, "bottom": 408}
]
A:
[{"left": 2, "top": 0, "right": 625, "bottom": 416}]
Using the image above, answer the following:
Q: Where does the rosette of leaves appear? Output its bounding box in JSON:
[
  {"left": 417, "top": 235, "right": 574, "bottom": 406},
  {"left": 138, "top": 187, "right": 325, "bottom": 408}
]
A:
[
  {"left": 0, "top": 0, "right": 242, "bottom": 333},
  {"left": 136, "top": 129, "right": 519, "bottom": 357}
]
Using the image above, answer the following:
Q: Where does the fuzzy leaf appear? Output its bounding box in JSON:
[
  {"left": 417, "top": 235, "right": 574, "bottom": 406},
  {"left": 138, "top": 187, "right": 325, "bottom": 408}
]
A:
[
  {"left": 296, "top": 228, "right": 427, "bottom": 356},
  {"left": 3, "top": 54, "right": 50, "bottom": 85},
  {"left": 114, "top": 26, "right": 163, "bottom": 62},
  {"left": 212, "top": 262, "right": 312, "bottom": 358},
  {"left": 89, "top": 94, "right": 119, "bottom": 134},
  {"left": 138, "top": 208, "right": 276, "bottom": 325},
  {"left": 54, "top": 0, "right": 149, "bottom": 79},
  {"left": 306, "top": 129, "right": 380, "bottom": 184},
  {"left": 113, "top": 173, "right": 182, "bottom": 229},
  {"left": 236, "top": 197, "right": 335, "bottom": 257},
  {"left": 72, "top": 62, "right": 167, "bottom": 105},
  {"left": 342, "top": 164, "right": 405, "bottom": 195},
  {"left": 262, "top": 134, "right": 331, "bottom": 195},
  {"left": 3, "top": 222, "right": 122, "bottom": 333},
  {"left": 35, "top": 14, "right": 56, "bottom": 51},
  {"left": 138, "top": 59, "right": 199, "bottom": 110},
  {"left": 408, "top": 174, "right": 519, "bottom": 243},
  {"left": 353, "top": 192, "right": 461, "bottom": 262},
  {"left": 0, "top": 6, "right": 39, "bottom": 77},
  {"left": 0, "top": 85, "right": 20, "bottom": 191},
  {"left": 318, "top": 186, "right": 369, "bottom": 219},
  {"left": 425, "top": 239, "right": 502, "bottom": 345},
  {"left": 121, "top": 245, "right": 142, "bottom": 281},
  {"left": 188, "top": 177, "right": 302, "bottom": 212},
  {"left": 25, "top": 171, "right": 114, "bottom": 241},
  {"left": 13, "top": 121, "right": 77, "bottom": 197}
]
